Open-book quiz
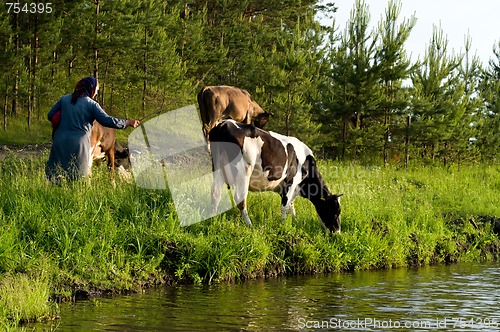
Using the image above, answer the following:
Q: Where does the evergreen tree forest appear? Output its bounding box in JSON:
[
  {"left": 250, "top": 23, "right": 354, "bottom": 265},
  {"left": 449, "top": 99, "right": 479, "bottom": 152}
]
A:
[{"left": 1, "top": 0, "right": 500, "bottom": 165}]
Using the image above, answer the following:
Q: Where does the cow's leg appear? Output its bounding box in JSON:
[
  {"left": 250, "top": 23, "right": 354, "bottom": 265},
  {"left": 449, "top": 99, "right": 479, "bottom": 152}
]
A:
[
  {"left": 280, "top": 202, "right": 297, "bottom": 221},
  {"left": 280, "top": 204, "right": 288, "bottom": 221},
  {"left": 104, "top": 147, "right": 116, "bottom": 188},
  {"left": 281, "top": 182, "right": 299, "bottom": 221},
  {"left": 107, "top": 147, "right": 115, "bottom": 179},
  {"left": 233, "top": 165, "right": 252, "bottom": 225},
  {"left": 237, "top": 200, "right": 252, "bottom": 226},
  {"left": 204, "top": 124, "right": 212, "bottom": 152},
  {"left": 289, "top": 201, "right": 297, "bottom": 220},
  {"left": 211, "top": 169, "right": 225, "bottom": 214},
  {"left": 203, "top": 124, "right": 210, "bottom": 142},
  {"left": 280, "top": 187, "right": 290, "bottom": 220}
]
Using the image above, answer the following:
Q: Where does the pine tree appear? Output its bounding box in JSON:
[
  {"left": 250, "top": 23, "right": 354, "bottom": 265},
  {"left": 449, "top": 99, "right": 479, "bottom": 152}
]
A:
[
  {"left": 375, "top": 0, "right": 415, "bottom": 165},
  {"left": 0, "top": 10, "right": 15, "bottom": 130},
  {"left": 321, "top": 0, "right": 380, "bottom": 160},
  {"left": 265, "top": 17, "right": 324, "bottom": 143},
  {"left": 319, "top": 25, "right": 354, "bottom": 159},
  {"left": 452, "top": 34, "right": 481, "bottom": 163},
  {"left": 477, "top": 42, "right": 500, "bottom": 161},
  {"left": 410, "top": 26, "right": 463, "bottom": 164}
]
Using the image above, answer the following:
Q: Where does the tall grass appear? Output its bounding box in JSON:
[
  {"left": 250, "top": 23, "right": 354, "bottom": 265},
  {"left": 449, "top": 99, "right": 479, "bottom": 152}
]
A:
[
  {"left": 0, "top": 117, "right": 52, "bottom": 145},
  {"left": 0, "top": 272, "right": 55, "bottom": 326},
  {"left": 0, "top": 151, "right": 499, "bottom": 326}
]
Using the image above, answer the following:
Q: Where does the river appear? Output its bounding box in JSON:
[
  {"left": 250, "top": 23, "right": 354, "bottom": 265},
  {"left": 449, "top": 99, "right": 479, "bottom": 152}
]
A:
[{"left": 30, "top": 262, "right": 500, "bottom": 331}]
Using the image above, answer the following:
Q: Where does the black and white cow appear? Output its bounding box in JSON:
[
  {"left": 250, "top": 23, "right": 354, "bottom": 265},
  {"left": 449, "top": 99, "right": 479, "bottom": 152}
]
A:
[{"left": 209, "top": 119, "right": 342, "bottom": 232}]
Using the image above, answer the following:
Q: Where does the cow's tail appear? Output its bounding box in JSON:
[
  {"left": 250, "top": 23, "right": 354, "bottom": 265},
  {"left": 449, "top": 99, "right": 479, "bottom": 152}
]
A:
[{"left": 197, "top": 87, "right": 212, "bottom": 141}]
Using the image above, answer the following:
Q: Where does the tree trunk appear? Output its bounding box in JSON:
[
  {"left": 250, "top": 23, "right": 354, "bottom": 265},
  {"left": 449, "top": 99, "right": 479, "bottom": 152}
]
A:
[
  {"left": 100, "top": 60, "right": 109, "bottom": 107},
  {"left": 94, "top": 0, "right": 100, "bottom": 79},
  {"left": 32, "top": 14, "right": 39, "bottom": 121},
  {"left": 3, "top": 82, "right": 8, "bottom": 131},
  {"left": 28, "top": 52, "right": 32, "bottom": 127},
  {"left": 52, "top": 51, "right": 57, "bottom": 79},
  {"left": 383, "top": 80, "right": 392, "bottom": 167},
  {"left": 285, "top": 87, "right": 291, "bottom": 136},
  {"left": 405, "top": 115, "right": 410, "bottom": 169},
  {"left": 12, "top": 72, "right": 19, "bottom": 116},
  {"left": 443, "top": 141, "right": 448, "bottom": 167},
  {"left": 342, "top": 117, "right": 347, "bottom": 159},
  {"left": 12, "top": 5, "right": 19, "bottom": 116},
  {"left": 142, "top": 29, "right": 148, "bottom": 117},
  {"left": 383, "top": 111, "right": 389, "bottom": 166},
  {"left": 27, "top": 13, "right": 39, "bottom": 127},
  {"left": 68, "top": 56, "right": 76, "bottom": 77}
]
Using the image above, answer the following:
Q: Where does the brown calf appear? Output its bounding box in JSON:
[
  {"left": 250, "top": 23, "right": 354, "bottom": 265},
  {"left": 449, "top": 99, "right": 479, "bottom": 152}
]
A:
[
  {"left": 90, "top": 121, "right": 129, "bottom": 177},
  {"left": 197, "top": 85, "right": 272, "bottom": 141}
]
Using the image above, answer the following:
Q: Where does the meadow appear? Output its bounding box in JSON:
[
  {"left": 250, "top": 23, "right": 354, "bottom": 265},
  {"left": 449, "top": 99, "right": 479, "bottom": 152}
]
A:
[{"left": 1, "top": 150, "right": 500, "bottom": 328}]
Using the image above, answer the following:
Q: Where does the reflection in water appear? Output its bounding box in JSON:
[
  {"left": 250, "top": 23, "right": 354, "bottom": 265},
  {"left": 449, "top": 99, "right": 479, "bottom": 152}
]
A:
[{"left": 31, "top": 262, "right": 500, "bottom": 331}]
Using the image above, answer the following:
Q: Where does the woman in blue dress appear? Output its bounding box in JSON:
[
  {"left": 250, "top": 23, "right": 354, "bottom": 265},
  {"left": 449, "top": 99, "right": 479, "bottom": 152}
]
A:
[{"left": 46, "top": 77, "right": 140, "bottom": 182}]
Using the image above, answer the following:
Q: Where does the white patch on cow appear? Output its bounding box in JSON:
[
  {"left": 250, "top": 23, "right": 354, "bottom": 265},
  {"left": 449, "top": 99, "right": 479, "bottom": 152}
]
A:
[
  {"left": 232, "top": 121, "right": 241, "bottom": 129},
  {"left": 93, "top": 141, "right": 105, "bottom": 160},
  {"left": 269, "top": 131, "right": 313, "bottom": 165}
]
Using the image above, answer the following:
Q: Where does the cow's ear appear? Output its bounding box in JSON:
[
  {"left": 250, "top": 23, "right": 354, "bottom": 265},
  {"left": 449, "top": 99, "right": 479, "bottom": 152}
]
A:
[{"left": 327, "top": 193, "right": 342, "bottom": 202}]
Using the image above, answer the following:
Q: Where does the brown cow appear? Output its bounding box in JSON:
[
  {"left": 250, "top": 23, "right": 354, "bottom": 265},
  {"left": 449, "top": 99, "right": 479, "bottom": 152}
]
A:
[
  {"left": 197, "top": 85, "right": 272, "bottom": 141},
  {"left": 90, "top": 121, "right": 130, "bottom": 178}
]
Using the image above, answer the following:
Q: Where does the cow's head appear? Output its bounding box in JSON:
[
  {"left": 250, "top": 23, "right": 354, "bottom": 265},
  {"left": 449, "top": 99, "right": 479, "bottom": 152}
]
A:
[
  {"left": 315, "top": 194, "right": 342, "bottom": 233},
  {"left": 115, "top": 147, "right": 130, "bottom": 168},
  {"left": 252, "top": 111, "right": 273, "bottom": 129},
  {"left": 249, "top": 100, "right": 273, "bottom": 129}
]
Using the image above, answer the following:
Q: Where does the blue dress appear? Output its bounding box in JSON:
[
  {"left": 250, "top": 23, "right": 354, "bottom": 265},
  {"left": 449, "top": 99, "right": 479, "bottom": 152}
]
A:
[{"left": 46, "top": 94, "right": 126, "bottom": 181}]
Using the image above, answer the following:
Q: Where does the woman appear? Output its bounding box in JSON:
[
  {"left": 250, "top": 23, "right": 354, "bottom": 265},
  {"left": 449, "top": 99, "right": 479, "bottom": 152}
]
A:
[{"left": 46, "top": 76, "right": 140, "bottom": 182}]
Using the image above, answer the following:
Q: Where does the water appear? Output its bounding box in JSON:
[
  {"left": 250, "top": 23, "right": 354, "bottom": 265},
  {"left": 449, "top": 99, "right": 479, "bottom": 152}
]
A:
[{"left": 32, "top": 262, "right": 500, "bottom": 331}]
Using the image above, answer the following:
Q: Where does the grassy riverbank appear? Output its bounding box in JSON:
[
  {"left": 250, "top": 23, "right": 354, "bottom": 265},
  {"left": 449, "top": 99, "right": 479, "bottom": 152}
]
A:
[{"left": 1, "top": 151, "right": 500, "bottom": 328}]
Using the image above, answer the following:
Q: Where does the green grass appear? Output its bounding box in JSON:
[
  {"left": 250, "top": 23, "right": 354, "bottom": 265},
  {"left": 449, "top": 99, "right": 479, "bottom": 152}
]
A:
[
  {"left": 0, "top": 152, "right": 500, "bottom": 327},
  {"left": 0, "top": 117, "right": 53, "bottom": 145},
  {"left": 0, "top": 272, "right": 55, "bottom": 326}
]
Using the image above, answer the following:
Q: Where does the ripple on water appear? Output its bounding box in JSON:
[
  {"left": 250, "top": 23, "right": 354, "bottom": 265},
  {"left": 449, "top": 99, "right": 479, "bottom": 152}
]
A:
[{"left": 27, "top": 262, "right": 500, "bottom": 331}]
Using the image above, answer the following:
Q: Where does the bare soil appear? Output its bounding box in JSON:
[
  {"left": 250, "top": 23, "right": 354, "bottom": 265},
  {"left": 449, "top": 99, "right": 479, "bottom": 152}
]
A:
[{"left": 0, "top": 144, "right": 52, "bottom": 160}]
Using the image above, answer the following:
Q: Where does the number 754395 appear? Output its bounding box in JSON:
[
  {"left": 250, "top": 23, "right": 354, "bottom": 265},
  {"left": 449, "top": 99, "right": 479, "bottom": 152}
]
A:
[{"left": 6, "top": 3, "right": 53, "bottom": 14}]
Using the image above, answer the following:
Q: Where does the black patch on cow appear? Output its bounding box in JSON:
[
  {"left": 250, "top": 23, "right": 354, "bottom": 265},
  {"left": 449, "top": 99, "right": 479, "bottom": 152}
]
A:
[
  {"left": 298, "top": 155, "right": 342, "bottom": 232},
  {"left": 210, "top": 120, "right": 258, "bottom": 150},
  {"left": 281, "top": 190, "right": 289, "bottom": 207},
  {"left": 315, "top": 194, "right": 342, "bottom": 232},
  {"left": 209, "top": 121, "right": 244, "bottom": 185},
  {"left": 285, "top": 144, "right": 298, "bottom": 182},
  {"left": 115, "top": 147, "right": 129, "bottom": 159},
  {"left": 299, "top": 155, "right": 331, "bottom": 201},
  {"left": 259, "top": 133, "right": 287, "bottom": 182}
]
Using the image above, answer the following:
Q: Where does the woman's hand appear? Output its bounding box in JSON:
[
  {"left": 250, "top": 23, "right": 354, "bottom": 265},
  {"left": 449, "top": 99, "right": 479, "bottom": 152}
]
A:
[{"left": 126, "top": 119, "right": 140, "bottom": 128}]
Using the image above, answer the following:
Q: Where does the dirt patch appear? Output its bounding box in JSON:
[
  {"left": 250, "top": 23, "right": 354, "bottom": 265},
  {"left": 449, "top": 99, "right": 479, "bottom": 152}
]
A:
[{"left": 0, "top": 144, "right": 51, "bottom": 160}]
